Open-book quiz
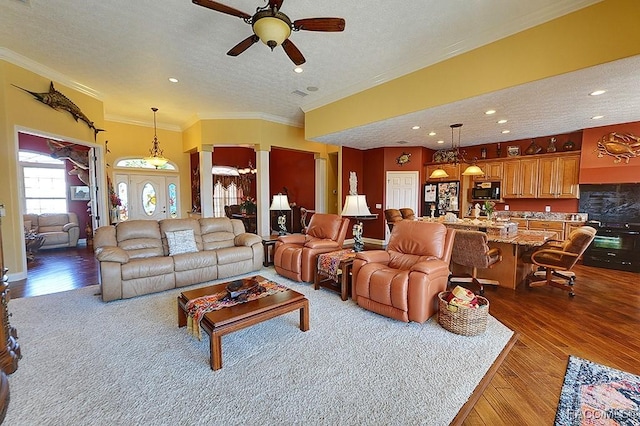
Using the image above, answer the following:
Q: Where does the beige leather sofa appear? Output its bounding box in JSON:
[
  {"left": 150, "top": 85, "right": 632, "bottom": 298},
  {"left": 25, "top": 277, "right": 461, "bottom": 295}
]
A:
[
  {"left": 23, "top": 212, "right": 80, "bottom": 249},
  {"left": 93, "top": 217, "right": 264, "bottom": 302}
]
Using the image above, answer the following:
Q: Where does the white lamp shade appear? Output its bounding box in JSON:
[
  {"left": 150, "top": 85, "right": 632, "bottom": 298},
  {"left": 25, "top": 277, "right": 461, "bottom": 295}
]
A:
[
  {"left": 341, "top": 195, "right": 372, "bottom": 217},
  {"left": 269, "top": 194, "right": 291, "bottom": 211},
  {"left": 253, "top": 17, "right": 291, "bottom": 47}
]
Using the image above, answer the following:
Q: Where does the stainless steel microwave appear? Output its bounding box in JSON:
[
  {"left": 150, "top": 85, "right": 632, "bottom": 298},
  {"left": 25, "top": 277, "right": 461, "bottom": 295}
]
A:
[{"left": 471, "top": 181, "right": 501, "bottom": 200}]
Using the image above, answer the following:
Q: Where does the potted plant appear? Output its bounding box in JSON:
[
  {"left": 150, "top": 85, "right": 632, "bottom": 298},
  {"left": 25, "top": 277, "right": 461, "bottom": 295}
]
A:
[{"left": 240, "top": 196, "right": 257, "bottom": 215}]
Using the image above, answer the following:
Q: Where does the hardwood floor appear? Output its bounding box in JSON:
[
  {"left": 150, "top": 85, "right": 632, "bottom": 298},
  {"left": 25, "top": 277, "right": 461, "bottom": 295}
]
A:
[
  {"left": 8, "top": 249, "right": 640, "bottom": 424},
  {"left": 10, "top": 244, "right": 98, "bottom": 299},
  {"left": 463, "top": 264, "right": 640, "bottom": 425}
]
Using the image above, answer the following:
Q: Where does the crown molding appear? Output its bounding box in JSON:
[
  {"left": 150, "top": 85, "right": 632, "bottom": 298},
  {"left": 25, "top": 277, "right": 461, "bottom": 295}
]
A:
[
  {"left": 0, "top": 47, "right": 103, "bottom": 100},
  {"left": 300, "top": 0, "right": 600, "bottom": 114},
  {"left": 188, "top": 112, "right": 303, "bottom": 130},
  {"left": 104, "top": 114, "right": 182, "bottom": 132}
]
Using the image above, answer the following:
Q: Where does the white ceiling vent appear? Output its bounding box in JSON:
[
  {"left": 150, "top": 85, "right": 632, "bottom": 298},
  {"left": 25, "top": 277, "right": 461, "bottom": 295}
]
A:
[{"left": 291, "top": 90, "right": 308, "bottom": 98}]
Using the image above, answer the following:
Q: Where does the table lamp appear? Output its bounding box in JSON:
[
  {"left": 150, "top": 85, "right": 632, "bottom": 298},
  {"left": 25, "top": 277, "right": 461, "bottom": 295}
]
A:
[
  {"left": 269, "top": 193, "right": 291, "bottom": 235},
  {"left": 341, "top": 194, "right": 377, "bottom": 252}
]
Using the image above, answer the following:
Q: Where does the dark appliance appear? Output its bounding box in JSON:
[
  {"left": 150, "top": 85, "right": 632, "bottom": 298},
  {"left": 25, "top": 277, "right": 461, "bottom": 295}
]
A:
[
  {"left": 423, "top": 181, "right": 460, "bottom": 217},
  {"left": 582, "top": 222, "right": 640, "bottom": 272},
  {"left": 579, "top": 184, "right": 640, "bottom": 272},
  {"left": 471, "top": 181, "right": 501, "bottom": 201}
]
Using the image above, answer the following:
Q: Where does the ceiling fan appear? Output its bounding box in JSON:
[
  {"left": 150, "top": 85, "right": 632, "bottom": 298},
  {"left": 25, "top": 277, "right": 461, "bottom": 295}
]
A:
[{"left": 192, "top": 0, "right": 345, "bottom": 66}]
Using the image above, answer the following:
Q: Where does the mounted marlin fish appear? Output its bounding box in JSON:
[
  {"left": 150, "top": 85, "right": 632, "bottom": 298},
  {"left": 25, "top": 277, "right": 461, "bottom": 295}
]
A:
[{"left": 13, "top": 81, "right": 105, "bottom": 139}]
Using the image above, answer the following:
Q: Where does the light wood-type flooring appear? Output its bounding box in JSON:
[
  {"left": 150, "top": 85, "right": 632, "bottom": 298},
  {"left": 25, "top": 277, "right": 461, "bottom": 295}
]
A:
[{"left": 10, "top": 247, "right": 640, "bottom": 424}]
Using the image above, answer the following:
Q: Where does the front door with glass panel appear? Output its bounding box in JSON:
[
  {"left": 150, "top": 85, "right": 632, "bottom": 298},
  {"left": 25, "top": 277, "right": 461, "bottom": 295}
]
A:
[{"left": 114, "top": 174, "right": 179, "bottom": 221}]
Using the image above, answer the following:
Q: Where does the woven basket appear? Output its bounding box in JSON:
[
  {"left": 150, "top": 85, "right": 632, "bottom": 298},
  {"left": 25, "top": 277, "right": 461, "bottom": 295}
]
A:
[{"left": 437, "top": 291, "right": 489, "bottom": 336}]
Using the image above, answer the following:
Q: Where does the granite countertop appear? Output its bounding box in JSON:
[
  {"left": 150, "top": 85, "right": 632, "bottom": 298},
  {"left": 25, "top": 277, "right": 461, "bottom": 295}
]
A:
[
  {"left": 493, "top": 211, "right": 588, "bottom": 222},
  {"left": 488, "top": 230, "right": 557, "bottom": 245}
]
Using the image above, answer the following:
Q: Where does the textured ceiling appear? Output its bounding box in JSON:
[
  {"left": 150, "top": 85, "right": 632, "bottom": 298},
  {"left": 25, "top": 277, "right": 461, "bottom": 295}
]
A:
[{"left": 2, "top": 0, "right": 636, "bottom": 150}]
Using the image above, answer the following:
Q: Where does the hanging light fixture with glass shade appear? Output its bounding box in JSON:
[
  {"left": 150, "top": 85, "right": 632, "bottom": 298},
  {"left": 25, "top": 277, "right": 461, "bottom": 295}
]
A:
[
  {"left": 429, "top": 123, "right": 484, "bottom": 179},
  {"left": 144, "top": 107, "right": 169, "bottom": 168}
]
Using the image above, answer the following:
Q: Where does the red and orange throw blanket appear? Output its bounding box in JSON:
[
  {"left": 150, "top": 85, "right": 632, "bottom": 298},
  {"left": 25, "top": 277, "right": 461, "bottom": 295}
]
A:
[
  {"left": 186, "top": 277, "right": 289, "bottom": 340},
  {"left": 317, "top": 249, "right": 356, "bottom": 282}
]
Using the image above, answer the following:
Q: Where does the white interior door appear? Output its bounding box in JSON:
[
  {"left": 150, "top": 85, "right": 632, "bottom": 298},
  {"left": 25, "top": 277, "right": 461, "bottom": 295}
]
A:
[
  {"left": 115, "top": 174, "right": 179, "bottom": 221},
  {"left": 385, "top": 171, "right": 419, "bottom": 239}
]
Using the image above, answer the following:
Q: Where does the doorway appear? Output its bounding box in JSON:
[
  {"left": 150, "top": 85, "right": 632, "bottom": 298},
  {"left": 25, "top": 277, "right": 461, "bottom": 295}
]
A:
[
  {"left": 113, "top": 173, "right": 180, "bottom": 221},
  {"left": 385, "top": 171, "right": 419, "bottom": 241}
]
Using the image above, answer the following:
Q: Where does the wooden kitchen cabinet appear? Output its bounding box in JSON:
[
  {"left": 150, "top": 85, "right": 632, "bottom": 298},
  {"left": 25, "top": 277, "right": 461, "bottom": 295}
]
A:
[
  {"left": 538, "top": 154, "right": 580, "bottom": 198},
  {"left": 474, "top": 161, "right": 503, "bottom": 181},
  {"left": 503, "top": 158, "right": 538, "bottom": 198},
  {"left": 425, "top": 163, "right": 462, "bottom": 181},
  {"left": 527, "top": 219, "right": 565, "bottom": 240}
]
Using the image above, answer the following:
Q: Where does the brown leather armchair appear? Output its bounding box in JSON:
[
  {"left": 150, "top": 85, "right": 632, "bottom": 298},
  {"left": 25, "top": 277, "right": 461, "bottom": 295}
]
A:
[
  {"left": 274, "top": 213, "right": 350, "bottom": 283},
  {"left": 352, "top": 221, "right": 456, "bottom": 323},
  {"left": 523, "top": 226, "right": 596, "bottom": 296}
]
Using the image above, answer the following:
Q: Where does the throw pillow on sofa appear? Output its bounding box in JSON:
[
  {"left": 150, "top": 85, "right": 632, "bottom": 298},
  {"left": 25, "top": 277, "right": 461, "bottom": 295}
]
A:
[{"left": 165, "top": 229, "right": 198, "bottom": 255}]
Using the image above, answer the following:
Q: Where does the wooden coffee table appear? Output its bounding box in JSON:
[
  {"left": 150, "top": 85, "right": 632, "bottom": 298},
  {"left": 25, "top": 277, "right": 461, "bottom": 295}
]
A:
[{"left": 177, "top": 276, "right": 309, "bottom": 371}]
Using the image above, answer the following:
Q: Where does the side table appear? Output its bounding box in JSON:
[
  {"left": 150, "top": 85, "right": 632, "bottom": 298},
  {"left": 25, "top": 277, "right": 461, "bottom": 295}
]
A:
[
  {"left": 262, "top": 236, "right": 279, "bottom": 267},
  {"left": 314, "top": 250, "right": 356, "bottom": 301}
]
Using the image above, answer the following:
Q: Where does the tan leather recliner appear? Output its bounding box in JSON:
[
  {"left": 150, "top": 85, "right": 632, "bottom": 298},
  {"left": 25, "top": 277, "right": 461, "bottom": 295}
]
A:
[
  {"left": 352, "top": 221, "right": 456, "bottom": 323},
  {"left": 274, "top": 213, "right": 350, "bottom": 283}
]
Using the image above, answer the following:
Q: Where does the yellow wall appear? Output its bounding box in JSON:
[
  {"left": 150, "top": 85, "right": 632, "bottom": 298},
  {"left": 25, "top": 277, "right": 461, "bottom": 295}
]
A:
[
  {"left": 103, "top": 120, "right": 191, "bottom": 218},
  {"left": 0, "top": 60, "right": 338, "bottom": 277},
  {"left": 305, "top": 0, "right": 640, "bottom": 139},
  {"left": 0, "top": 61, "right": 106, "bottom": 276},
  {"left": 191, "top": 118, "right": 333, "bottom": 157}
]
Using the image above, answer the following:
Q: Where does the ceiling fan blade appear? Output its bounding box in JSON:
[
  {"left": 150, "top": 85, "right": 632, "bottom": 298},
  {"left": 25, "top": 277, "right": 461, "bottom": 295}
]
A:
[
  {"left": 227, "top": 35, "right": 259, "bottom": 56},
  {"left": 293, "top": 18, "right": 345, "bottom": 32},
  {"left": 268, "top": 0, "right": 284, "bottom": 11},
  {"left": 192, "top": 0, "right": 251, "bottom": 20},
  {"left": 281, "top": 39, "right": 306, "bottom": 66}
]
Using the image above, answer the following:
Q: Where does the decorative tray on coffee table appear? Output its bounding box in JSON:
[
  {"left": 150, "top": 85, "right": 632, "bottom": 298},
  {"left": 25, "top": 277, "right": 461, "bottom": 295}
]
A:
[{"left": 226, "top": 277, "right": 260, "bottom": 299}]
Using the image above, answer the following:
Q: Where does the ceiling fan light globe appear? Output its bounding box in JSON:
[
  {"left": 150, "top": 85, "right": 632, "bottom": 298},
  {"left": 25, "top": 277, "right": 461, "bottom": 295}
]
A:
[{"left": 253, "top": 16, "right": 291, "bottom": 48}]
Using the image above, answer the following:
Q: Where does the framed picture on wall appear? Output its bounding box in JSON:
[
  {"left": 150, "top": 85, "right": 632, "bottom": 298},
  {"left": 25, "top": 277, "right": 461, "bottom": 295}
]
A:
[
  {"left": 507, "top": 146, "right": 520, "bottom": 157},
  {"left": 70, "top": 185, "right": 90, "bottom": 201}
]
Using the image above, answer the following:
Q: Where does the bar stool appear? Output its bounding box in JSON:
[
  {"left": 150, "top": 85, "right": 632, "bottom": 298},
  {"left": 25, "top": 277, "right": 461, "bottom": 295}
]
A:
[{"left": 449, "top": 229, "right": 502, "bottom": 294}]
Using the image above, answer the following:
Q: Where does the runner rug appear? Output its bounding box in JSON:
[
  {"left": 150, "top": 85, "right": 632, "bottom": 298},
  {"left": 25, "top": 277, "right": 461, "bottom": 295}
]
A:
[{"left": 555, "top": 355, "right": 640, "bottom": 425}]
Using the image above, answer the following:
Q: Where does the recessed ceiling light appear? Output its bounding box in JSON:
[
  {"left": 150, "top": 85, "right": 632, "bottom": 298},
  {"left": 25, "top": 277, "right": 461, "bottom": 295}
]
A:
[
  {"left": 591, "top": 115, "right": 604, "bottom": 120},
  {"left": 168, "top": 77, "right": 179, "bottom": 83},
  {"left": 307, "top": 86, "right": 318, "bottom": 92},
  {"left": 497, "top": 119, "right": 507, "bottom": 124},
  {"left": 294, "top": 67, "right": 303, "bottom": 73},
  {"left": 412, "top": 126, "right": 420, "bottom": 130},
  {"left": 501, "top": 130, "right": 510, "bottom": 134},
  {"left": 589, "top": 90, "right": 606, "bottom": 96},
  {"left": 485, "top": 109, "right": 496, "bottom": 115},
  {"left": 428, "top": 131, "right": 436, "bottom": 136},
  {"left": 437, "top": 140, "right": 445, "bottom": 144}
]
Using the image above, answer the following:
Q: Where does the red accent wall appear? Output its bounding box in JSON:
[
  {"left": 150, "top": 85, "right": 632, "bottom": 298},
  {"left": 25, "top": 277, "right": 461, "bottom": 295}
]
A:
[
  {"left": 462, "top": 131, "right": 583, "bottom": 162},
  {"left": 269, "top": 148, "right": 315, "bottom": 209},
  {"left": 579, "top": 121, "right": 640, "bottom": 184},
  {"left": 19, "top": 133, "right": 91, "bottom": 239}
]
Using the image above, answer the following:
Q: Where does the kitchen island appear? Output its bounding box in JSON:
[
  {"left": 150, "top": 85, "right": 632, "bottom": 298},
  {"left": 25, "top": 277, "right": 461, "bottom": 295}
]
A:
[{"left": 448, "top": 225, "right": 556, "bottom": 289}]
